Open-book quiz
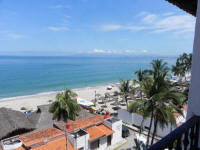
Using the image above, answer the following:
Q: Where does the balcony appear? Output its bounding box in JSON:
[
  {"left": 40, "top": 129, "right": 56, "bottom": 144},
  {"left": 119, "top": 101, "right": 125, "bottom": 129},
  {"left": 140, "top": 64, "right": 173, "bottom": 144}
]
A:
[{"left": 148, "top": 115, "right": 200, "bottom": 150}]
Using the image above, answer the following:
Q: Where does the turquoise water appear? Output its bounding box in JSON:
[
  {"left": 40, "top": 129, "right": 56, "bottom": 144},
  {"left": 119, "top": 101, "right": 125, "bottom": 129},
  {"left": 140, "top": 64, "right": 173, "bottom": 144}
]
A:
[{"left": 0, "top": 56, "right": 176, "bottom": 99}]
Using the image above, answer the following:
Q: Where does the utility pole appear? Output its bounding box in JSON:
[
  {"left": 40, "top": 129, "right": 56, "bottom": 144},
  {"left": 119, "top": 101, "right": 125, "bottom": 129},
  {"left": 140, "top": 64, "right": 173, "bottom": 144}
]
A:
[
  {"left": 95, "top": 90, "right": 96, "bottom": 106},
  {"left": 64, "top": 125, "right": 69, "bottom": 150}
]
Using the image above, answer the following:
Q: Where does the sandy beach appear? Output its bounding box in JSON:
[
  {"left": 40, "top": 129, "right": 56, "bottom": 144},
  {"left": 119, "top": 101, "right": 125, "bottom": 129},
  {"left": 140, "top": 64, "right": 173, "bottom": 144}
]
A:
[{"left": 0, "top": 83, "right": 120, "bottom": 112}]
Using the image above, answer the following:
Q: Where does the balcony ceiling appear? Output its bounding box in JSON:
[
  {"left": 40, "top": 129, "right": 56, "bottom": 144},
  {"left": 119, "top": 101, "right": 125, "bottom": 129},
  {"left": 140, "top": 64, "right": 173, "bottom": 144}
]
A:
[{"left": 166, "top": 0, "right": 197, "bottom": 16}]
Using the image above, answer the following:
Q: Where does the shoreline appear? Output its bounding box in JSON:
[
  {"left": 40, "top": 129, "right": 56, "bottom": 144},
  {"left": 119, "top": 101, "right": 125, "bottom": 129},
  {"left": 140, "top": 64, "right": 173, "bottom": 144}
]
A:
[
  {"left": 0, "top": 80, "right": 119, "bottom": 101},
  {"left": 0, "top": 82, "right": 120, "bottom": 112}
]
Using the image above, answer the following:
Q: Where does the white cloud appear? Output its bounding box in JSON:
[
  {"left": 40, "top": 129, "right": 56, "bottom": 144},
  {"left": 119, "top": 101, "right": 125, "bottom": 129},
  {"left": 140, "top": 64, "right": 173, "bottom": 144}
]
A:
[
  {"left": 124, "top": 50, "right": 136, "bottom": 54},
  {"left": 142, "top": 50, "right": 148, "bottom": 53},
  {"left": 93, "top": 49, "right": 114, "bottom": 54},
  {"left": 162, "top": 12, "right": 175, "bottom": 16},
  {"left": 98, "top": 12, "right": 195, "bottom": 38},
  {"left": 64, "top": 15, "right": 71, "bottom": 19},
  {"left": 48, "top": 26, "right": 68, "bottom": 32},
  {"left": 92, "top": 49, "right": 145, "bottom": 55},
  {"left": 49, "top": 5, "right": 70, "bottom": 9},
  {"left": 100, "top": 24, "right": 147, "bottom": 31},
  {"left": 142, "top": 14, "right": 157, "bottom": 24},
  {"left": 140, "top": 12, "right": 195, "bottom": 35},
  {"left": 125, "top": 26, "right": 147, "bottom": 31},
  {"left": 100, "top": 25, "right": 122, "bottom": 31},
  {"left": 7, "top": 34, "right": 24, "bottom": 39}
]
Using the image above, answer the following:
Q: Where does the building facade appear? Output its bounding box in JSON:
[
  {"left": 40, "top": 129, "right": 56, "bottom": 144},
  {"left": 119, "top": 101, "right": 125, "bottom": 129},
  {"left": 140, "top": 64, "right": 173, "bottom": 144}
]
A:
[{"left": 0, "top": 114, "right": 123, "bottom": 150}]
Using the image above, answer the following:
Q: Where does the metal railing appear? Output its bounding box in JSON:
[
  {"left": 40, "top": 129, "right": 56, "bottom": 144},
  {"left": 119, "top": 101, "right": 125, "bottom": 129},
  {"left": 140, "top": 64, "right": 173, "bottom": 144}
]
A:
[{"left": 148, "top": 115, "right": 200, "bottom": 150}]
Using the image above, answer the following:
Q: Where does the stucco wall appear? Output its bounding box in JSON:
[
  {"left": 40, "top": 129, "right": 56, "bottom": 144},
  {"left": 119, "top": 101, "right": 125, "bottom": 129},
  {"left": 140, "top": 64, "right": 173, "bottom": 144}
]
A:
[
  {"left": 187, "top": 0, "right": 200, "bottom": 119},
  {"left": 118, "top": 109, "right": 175, "bottom": 137}
]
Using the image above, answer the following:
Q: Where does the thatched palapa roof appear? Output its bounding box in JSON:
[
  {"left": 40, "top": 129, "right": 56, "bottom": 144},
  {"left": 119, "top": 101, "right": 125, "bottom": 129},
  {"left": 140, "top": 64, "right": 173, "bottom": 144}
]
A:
[
  {"left": 0, "top": 108, "right": 35, "bottom": 139},
  {"left": 166, "top": 0, "right": 197, "bottom": 16}
]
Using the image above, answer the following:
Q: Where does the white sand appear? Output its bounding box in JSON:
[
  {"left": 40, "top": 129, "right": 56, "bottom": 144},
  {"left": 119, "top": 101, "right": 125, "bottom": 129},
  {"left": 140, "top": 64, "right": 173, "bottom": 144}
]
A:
[{"left": 0, "top": 83, "right": 119, "bottom": 112}]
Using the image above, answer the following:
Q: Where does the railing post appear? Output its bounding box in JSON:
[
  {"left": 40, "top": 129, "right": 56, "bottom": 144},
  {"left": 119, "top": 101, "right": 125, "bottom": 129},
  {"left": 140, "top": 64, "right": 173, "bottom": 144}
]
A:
[
  {"left": 194, "top": 119, "right": 200, "bottom": 149},
  {"left": 189, "top": 126, "right": 195, "bottom": 150},
  {"left": 147, "top": 116, "right": 200, "bottom": 150},
  {"left": 183, "top": 130, "right": 189, "bottom": 150}
]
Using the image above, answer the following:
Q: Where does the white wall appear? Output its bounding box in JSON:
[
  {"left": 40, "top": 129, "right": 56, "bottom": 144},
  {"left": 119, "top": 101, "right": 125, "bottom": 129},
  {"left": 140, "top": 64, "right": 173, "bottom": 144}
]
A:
[
  {"left": 99, "top": 137, "right": 107, "bottom": 150},
  {"left": 76, "top": 134, "right": 89, "bottom": 150},
  {"left": 118, "top": 109, "right": 175, "bottom": 137},
  {"left": 187, "top": 0, "right": 200, "bottom": 119},
  {"left": 68, "top": 133, "right": 89, "bottom": 150},
  {"left": 112, "top": 121, "right": 122, "bottom": 144}
]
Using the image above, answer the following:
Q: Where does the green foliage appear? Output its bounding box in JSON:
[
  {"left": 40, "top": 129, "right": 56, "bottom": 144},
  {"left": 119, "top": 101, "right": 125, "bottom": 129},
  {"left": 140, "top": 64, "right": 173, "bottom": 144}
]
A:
[
  {"left": 49, "top": 89, "right": 80, "bottom": 122},
  {"left": 129, "top": 59, "right": 184, "bottom": 147},
  {"left": 119, "top": 79, "right": 134, "bottom": 109},
  {"left": 172, "top": 53, "right": 192, "bottom": 77},
  {"left": 134, "top": 139, "right": 147, "bottom": 150}
]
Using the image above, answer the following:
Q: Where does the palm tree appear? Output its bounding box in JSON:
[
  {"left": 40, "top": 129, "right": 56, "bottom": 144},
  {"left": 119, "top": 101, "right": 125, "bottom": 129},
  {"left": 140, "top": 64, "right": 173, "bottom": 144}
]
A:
[
  {"left": 134, "top": 69, "right": 147, "bottom": 100},
  {"left": 150, "top": 90, "right": 183, "bottom": 145},
  {"left": 119, "top": 79, "right": 133, "bottom": 109},
  {"left": 128, "top": 77, "right": 154, "bottom": 147},
  {"left": 172, "top": 53, "right": 192, "bottom": 81},
  {"left": 129, "top": 77, "right": 183, "bottom": 147},
  {"left": 49, "top": 89, "right": 80, "bottom": 150},
  {"left": 49, "top": 89, "right": 80, "bottom": 122}
]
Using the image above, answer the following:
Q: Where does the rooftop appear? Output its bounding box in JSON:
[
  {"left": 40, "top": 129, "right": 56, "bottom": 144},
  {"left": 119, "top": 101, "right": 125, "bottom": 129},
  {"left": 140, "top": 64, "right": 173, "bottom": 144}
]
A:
[
  {"left": 19, "top": 127, "right": 64, "bottom": 147},
  {"left": 85, "top": 124, "right": 114, "bottom": 141},
  {"left": 0, "top": 107, "right": 35, "bottom": 140},
  {"left": 97, "top": 124, "right": 114, "bottom": 136},
  {"left": 85, "top": 126, "right": 105, "bottom": 141},
  {"left": 15, "top": 137, "right": 76, "bottom": 150},
  {"left": 106, "top": 117, "right": 120, "bottom": 123},
  {"left": 62, "top": 115, "right": 105, "bottom": 131}
]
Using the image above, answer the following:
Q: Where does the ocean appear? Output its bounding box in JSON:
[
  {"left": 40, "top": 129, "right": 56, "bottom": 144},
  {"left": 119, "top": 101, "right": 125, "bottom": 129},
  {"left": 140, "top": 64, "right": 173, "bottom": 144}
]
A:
[{"left": 0, "top": 55, "right": 176, "bottom": 99}]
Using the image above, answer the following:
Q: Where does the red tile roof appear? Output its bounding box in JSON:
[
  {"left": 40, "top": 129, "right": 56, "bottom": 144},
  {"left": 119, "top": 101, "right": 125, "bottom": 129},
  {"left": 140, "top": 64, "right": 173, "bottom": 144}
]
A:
[
  {"left": 85, "top": 126, "right": 105, "bottom": 141},
  {"left": 15, "top": 137, "right": 76, "bottom": 150},
  {"left": 19, "top": 127, "right": 64, "bottom": 147},
  {"left": 97, "top": 124, "right": 114, "bottom": 136},
  {"left": 85, "top": 124, "right": 114, "bottom": 141},
  {"left": 67, "top": 115, "right": 104, "bottom": 131}
]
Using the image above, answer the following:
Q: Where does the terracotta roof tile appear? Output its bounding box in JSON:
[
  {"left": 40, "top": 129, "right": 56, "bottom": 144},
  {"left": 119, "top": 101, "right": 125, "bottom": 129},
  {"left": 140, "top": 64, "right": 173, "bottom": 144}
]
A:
[
  {"left": 14, "top": 138, "right": 76, "bottom": 150},
  {"left": 19, "top": 127, "right": 64, "bottom": 147},
  {"left": 97, "top": 124, "right": 114, "bottom": 136},
  {"left": 85, "top": 124, "right": 114, "bottom": 141},
  {"left": 31, "top": 137, "right": 76, "bottom": 150},
  {"left": 85, "top": 126, "right": 105, "bottom": 141},
  {"left": 67, "top": 115, "right": 104, "bottom": 131}
]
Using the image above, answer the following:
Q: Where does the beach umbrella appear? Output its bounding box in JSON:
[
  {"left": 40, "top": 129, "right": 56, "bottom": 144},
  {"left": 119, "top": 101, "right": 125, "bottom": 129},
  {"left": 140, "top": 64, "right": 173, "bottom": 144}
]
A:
[
  {"left": 105, "top": 92, "right": 110, "bottom": 98},
  {"left": 113, "top": 91, "right": 119, "bottom": 96},
  {"left": 101, "top": 105, "right": 107, "bottom": 108},
  {"left": 112, "top": 106, "right": 121, "bottom": 111},
  {"left": 96, "top": 93, "right": 101, "bottom": 97},
  {"left": 110, "top": 101, "right": 120, "bottom": 106}
]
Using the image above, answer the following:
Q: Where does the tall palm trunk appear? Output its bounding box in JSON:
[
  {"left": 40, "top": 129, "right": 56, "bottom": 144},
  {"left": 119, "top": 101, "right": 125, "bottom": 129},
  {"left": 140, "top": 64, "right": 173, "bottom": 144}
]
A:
[
  {"left": 146, "top": 109, "right": 153, "bottom": 148},
  {"left": 125, "top": 95, "right": 128, "bottom": 109},
  {"left": 139, "top": 118, "right": 144, "bottom": 135},
  {"left": 64, "top": 120, "right": 69, "bottom": 150},
  {"left": 151, "top": 117, "right": 158, "bottom": 145}
]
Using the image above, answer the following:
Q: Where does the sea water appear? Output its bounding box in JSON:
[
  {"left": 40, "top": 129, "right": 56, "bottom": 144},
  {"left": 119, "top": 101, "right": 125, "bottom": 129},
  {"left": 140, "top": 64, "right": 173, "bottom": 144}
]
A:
[{"left": 0, "top": 55, "right": 176, "bottom": 99}]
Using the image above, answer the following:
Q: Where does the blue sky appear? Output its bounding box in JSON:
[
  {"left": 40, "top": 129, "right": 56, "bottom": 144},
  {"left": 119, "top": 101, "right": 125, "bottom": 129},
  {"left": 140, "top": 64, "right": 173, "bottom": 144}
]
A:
[{"left": 0, "top": 0, "right": 196, "bottom": 56}]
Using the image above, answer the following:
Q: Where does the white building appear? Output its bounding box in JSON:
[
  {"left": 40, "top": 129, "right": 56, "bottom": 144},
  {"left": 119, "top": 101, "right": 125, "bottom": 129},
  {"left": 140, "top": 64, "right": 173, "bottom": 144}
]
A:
[
  {"left": 66, "top": 114, "right": 123, "bottom": 150},
  {"left": 0, "top": 113, "right": 123, "bottom": 150}
]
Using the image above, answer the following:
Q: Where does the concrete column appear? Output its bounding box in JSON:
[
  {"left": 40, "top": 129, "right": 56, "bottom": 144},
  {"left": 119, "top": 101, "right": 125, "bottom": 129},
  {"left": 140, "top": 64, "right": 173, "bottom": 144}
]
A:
[{"left": 187, "top": 0, "right": 200, "bottom": 119}]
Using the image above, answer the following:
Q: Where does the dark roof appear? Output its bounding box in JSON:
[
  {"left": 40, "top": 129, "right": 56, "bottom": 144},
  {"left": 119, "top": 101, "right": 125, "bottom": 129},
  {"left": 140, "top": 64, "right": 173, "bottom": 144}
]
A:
[
  {"left": 0, "top": 105, "right": 94, "bottom": 140},
  {"left": 0, "top": 108, "right": 35, "bottom": 139},
  {"left": 166, "top": 0, "right": 197, "bottom": 16}
]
